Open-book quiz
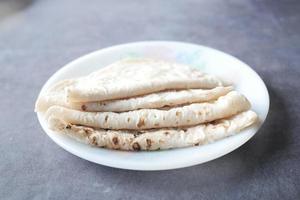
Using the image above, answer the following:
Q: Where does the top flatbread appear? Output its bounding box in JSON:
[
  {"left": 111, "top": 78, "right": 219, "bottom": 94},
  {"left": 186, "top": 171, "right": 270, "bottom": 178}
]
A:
[
  {"left": 35, "top": 77, "right": 232, "bottom": 112},
  {"left": 66, "top": 58, "right": 223, "bottom": 102}
]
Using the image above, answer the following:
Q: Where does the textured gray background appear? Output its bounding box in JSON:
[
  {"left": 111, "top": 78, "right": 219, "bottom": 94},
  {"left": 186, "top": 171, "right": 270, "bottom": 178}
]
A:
[{"left": 0, "top": 0, "right": 299, "bottom": 199}]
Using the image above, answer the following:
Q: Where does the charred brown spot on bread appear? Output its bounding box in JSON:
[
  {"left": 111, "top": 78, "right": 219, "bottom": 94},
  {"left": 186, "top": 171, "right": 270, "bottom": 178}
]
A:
[
  {"left": 84, "top": 128, "right": 92, "bottom": 136},
  {"left": 211, "top": 120, "right": 218, "bottom": 125},
  {"left": 132, "top": 142, "right": 141, "bottom": 151},
  {"left": 182, "top": 128, "right": 187, "bottom": 132},
  {"left": 99, "top": 102, "right": 106, "bottom": 106},
  {"left": 164, "top": 131, "right": 170, "bottom": 135},
  {"left": 137, "top": 117, "right": 145, "bottom": 128},
  {"left": 65, "top": 124, "right": 71, "bottom": 129},
  {"left": 105, "top": 115, "right": 109, "bottom": 122},
  {"left": 198, "top": 111, "right": 202, "bottom": 116},
  {"left": 127, "top": 118, "right": 130, "bottom": 122},
  {"left": 112, "top": 137, "right": 119, "bottom": 145},
  {"left": 91, "top": 136, "right": 97, "bottom": 145},
  {"left": 146, "top": 139, "right": 152, "bottom": 149},
  {"left": 81, "top": 104, "right": 87, "bottom": 111},
  {"left": 176, "top": 111, "right": 181, "bottom": 116},
  {"left": 154, "top": 123, "right": 160, "bottom": 126},
  {"left": 194, "top": 143, "right": 200, "bottom": 146}
]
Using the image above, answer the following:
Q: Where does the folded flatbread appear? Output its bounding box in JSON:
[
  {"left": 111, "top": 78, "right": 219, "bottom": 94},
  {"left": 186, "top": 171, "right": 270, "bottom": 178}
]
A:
[
  {"left": 71, "top": 86, "right": 233, "bottom": 112},
  {"left": 35, "top": 79, "right": 75, "bottom": 112},
  {"left": 45, "top": 91, "right": 251, "bottom": 130},
  {"left": 35, "top": 79, "right": 232, "bottom": 112},
  {"left": 48, "top": 110, "right": 258, "bottom": 151},
  {"left": 65, "top": 58, "right": 223, "bottom": 102}
]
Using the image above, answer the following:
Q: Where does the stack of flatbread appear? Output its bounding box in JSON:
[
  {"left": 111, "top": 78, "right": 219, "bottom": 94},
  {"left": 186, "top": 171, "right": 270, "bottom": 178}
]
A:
[{"left": 35, "top": 58, "right": 258, "bottom": 151}]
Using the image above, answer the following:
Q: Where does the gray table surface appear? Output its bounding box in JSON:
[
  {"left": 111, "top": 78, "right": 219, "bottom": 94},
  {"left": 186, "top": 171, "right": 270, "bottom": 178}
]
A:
[{"left": 1, "top": 0, "right": 300, "bottom": 199}]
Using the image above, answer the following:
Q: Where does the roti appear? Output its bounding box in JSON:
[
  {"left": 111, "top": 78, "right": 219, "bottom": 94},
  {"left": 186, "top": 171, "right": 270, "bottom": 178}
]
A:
[
  {"left": 45, "top": 91, "right": 251, "bottom": 130},
  {"left": 48, "top": 111, "right": 258, "bottom": 151},
  {"left": 35, "top": 83, "right": 232, "bottom": 112},
  {"left": 66, "top": 58, "right": 223, "bottom": 102}
]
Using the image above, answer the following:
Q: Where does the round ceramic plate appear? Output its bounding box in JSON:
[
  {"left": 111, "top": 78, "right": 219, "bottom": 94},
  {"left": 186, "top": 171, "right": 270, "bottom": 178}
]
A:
[{"left": 37, "top": 41, "right": 269, "bottom": 171}]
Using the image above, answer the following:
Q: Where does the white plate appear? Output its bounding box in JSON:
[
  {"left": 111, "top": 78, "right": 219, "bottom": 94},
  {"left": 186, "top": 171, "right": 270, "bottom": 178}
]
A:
[{"left": 37, "top": 41, "right": 269, "bottom": 171}]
